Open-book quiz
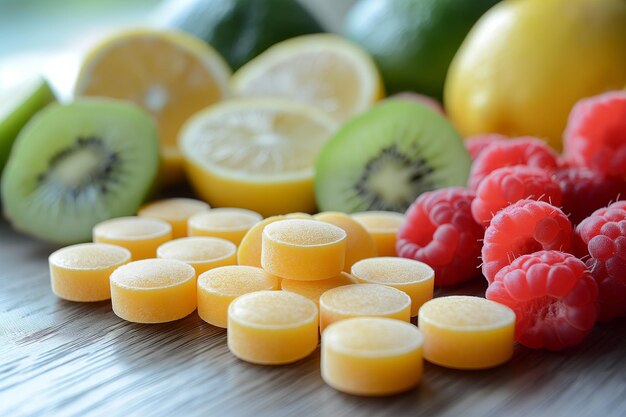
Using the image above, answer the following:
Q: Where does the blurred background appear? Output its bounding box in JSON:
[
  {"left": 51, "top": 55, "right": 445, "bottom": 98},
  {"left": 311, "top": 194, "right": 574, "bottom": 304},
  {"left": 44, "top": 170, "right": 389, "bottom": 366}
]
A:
[
  {"left": 0, "top": 0, "right": 355, "bottom": 99},
  {"left": 1, "top": 0, "right": 625, "bottom": 244}
]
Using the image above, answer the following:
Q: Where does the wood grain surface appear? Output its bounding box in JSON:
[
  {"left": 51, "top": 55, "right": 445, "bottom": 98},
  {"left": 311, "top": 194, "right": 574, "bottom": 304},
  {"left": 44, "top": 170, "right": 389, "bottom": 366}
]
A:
[{"left": 1, "top": 218, "right": 625, "bottom": 417}]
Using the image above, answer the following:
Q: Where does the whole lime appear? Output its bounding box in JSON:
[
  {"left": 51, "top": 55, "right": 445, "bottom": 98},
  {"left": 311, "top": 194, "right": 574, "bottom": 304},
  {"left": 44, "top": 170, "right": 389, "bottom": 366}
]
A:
[
  {"left": 342, "top": 0, "right": 499, "bottom": 99},
  {"left": 167, "top": 0, "right": 324, "bottom": 70}
]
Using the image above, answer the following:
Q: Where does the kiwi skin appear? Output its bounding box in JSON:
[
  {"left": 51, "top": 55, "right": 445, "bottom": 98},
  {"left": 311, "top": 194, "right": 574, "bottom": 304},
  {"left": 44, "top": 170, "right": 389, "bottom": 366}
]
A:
[
  {"left": 314, "top": 100, "right": 471, "bottom": 213},
  {"left": 1, "top": 98, "right": 160, "bottom": 244},
  {"left": 0, "top": 78, "right": 55, "bottom": 176}
]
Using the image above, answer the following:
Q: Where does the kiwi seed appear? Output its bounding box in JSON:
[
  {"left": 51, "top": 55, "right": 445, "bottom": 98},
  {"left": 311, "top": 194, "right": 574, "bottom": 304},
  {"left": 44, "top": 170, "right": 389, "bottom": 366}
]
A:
[
  {"left": 37, "top": 136, "right": 121, "bottom": 198},
  {"left": 354, "top": 144, "right": 434, "bottom": 211}
]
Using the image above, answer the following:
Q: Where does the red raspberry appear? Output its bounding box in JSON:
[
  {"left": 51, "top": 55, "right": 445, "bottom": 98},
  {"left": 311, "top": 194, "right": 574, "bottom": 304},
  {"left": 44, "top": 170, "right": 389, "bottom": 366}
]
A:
[
  {"left": 563, "top": 91, "right": 626, "bottom": 178},
  {"left": 397, "top": 187, "right": 483, "bottom": 287},
  {"left": 465, "top": 133, "right": 507, "bottom": 160},
  {"left": 555, "top": 166, "right": 626, "bottom": 225},
  {"left": 468, "top": 137, "right": 559, "bottom": 190},
  {"left": 486, "top": 250, "right": 598, "bottom": 350},
  {"left": 482, "top": 199, "right": 573, "bottom": 283},
  {"left": 574, "top": 201, "right": 626, "bottom": 321},
  {"left": 471, "top": 166, "right": 562, "bottom": 227}
]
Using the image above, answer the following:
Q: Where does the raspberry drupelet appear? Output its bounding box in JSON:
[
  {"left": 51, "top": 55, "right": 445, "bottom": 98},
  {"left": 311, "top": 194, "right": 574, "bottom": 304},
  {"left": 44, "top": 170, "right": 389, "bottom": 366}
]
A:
[
  {"left": 471, "top": 165, "right": 562, "bottom": 227},
  {"left": 468, "top": 137, "right": 559, "bottom": 191},
  {"left": 481, "top": 199, "right": 573, "bottom": 283},
  {"left": 555, "top": 166, "right": 626, "bottom": 225},
  {"left": 563, "top": 91, "right": 626, "bottom": 178}
]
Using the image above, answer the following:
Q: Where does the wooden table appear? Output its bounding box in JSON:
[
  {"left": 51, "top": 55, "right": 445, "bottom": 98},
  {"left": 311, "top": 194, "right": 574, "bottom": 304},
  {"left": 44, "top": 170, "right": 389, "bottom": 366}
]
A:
[{"left": 1, "top": 218, "right": 625, "bottom": 417}]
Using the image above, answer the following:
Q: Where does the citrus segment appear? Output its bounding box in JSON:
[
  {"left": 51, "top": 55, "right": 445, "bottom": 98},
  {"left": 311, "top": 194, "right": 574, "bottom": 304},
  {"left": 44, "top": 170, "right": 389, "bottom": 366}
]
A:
[
  {"left": 231, "top": 34, "right": 383, "bottom": 122},
  {"left": 179, "top": 99, "right": 336, "bottom": 216}
]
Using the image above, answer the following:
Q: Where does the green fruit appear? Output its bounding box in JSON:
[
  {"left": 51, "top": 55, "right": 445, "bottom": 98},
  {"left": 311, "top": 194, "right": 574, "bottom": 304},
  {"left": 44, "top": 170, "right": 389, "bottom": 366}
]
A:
[
  {"left": 314, "top": 100, "right": 470, "bottom": 213},
  {"left": 1, "top": 99, "right": 160, "bottom": 244},
  {"left": 167, "top": 0, "right": 324, "bottom": 70},
  {"left": 342, "top": 0, "right": 500, "bottom": 99},
  {"left": 0, "top": 77, "right": 55, "bottom": 177}
]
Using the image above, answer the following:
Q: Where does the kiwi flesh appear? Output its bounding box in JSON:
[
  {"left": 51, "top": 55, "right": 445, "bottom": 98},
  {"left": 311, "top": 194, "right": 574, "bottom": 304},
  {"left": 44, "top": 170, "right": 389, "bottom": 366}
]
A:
[
  {"left": 314, "top": 100, "right": 470, "bottom": 213},
  {"left": 1, "top": 99, "right": 159, "bottom": 244},
  {"left": 0, "top": 77, "right": 56, "bottom": 176}
]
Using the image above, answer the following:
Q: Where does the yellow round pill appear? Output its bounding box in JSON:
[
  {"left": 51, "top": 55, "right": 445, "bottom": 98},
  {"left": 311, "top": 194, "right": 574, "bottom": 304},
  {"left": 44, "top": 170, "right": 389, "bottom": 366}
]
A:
[
  {"left": 138, "top": 198, "right": 210, "bottom": 238},
  {"left": 237, "top": 213, "right": 310, "bottom": 267},
  {"left": 188, "top": 207, "right": 262, "bottom": 245},
  {"left": 314, "top": 211, "right": 378, "bottom": 271},
  {"left": 197, "top": 265, "right": 280, "bottom": 328},
  {"left": 110, "top": 259, "right": 197, "bottom": 323},
  {"left": 322, "top": 317, "right": 423, "bottom": 396},
  {"left": 351, "top": 257, "right": 434, "bottom": 317},
  {"left": 49, "top": 243, "right": 131, "bottom": 302},
  {"left": 93, "top": 216, "right": 172, "bottom": 260},
  {"left": 351, "top": 211, "right": 405, "bottom": 256},
  {"left": 319, "top": 283, "right": 411, "bottom": 332},
  {"left": 228, "top": 290, "right": 319, "bottom": 365},
  {"left": 281, "top": 272, "right": 357, "bottom": 307},
  {"left": 418, "top": 296, "right": 516, "bottom": 369},
  {"left": 157, "top": 237, "right": 237, "bottom": 275},
  {"left": 261, "top": 219, "right": 347, "bottom": 281}
]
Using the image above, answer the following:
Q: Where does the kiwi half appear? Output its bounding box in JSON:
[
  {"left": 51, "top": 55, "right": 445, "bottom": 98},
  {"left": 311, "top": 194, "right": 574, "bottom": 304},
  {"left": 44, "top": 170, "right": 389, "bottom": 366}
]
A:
[
  {"left": 1, "top": 99, "right": 159, "bottom": 244},
  {"left": 0, "top": 77, "right": 55, "bottom": 176},
  {"left": 314, "top": 100, "right": 470, "bottom": 213}
]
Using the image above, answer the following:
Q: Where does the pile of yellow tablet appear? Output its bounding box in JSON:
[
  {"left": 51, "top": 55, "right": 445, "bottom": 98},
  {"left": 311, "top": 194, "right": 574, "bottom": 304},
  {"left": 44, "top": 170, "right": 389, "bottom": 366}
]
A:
[
  {"left": 230, "top": 218, "right": 346, "bottom": 364},
  {"left": 53, "top": 201, "right": 264, "bottom": 324},
  {"left": 48, "top": 200, "right": 517, "bottom": 397}
]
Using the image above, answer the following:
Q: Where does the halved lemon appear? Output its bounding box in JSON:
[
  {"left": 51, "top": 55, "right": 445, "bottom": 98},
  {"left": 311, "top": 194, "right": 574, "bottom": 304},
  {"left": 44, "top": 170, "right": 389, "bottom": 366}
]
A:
[
  {"left": 74, "top": 29, "right": 231, "bottom": 183},
  {"left": 179, "top": 98, "right": 337, "bottom": 217},
  {"left": 230, "top": 34, "right": 384, "bottom": 122}
]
